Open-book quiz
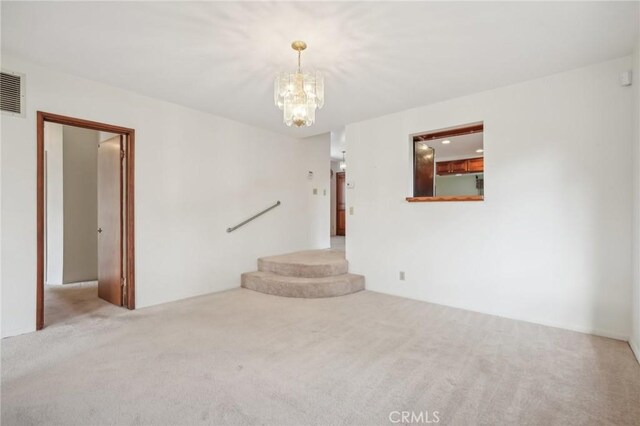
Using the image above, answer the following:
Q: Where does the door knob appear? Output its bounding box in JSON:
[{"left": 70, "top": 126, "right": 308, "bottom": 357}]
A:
[{"left": 98, "top": 228, "right": 102, "bottom": 233}]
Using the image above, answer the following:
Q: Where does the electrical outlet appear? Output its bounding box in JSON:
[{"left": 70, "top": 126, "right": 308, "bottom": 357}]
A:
[
  {"left": 399, "top": 271, "right": 405, "bottom": 281},
  {"left": 313, "top": 188, "right": 318, "bottom": 195},
  {"left": 349, "top": 207, "right": 354, "bottom": 215},
  {"left": 323, "top": 189, "right": 327, "bottom": 196}
]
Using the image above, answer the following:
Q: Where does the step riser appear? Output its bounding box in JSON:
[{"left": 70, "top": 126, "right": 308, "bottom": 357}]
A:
[
  {"left": 241, "top": 273, "right": 364, "bottom": 298},
  {"left": 258, "top": 259, "right": 348, "bottom": 278},
  {"left": 243, "top": 249, "right": 365, "bottom": 298}
]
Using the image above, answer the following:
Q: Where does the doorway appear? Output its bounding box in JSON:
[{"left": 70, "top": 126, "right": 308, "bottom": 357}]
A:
[
  {"left": 329, "top": 158, "right": 346, "bottom": 250},
  {"left": 336, "top": 171, "right": 346, "bottom": 236},
  {"left": 37, "top": 112, "right": 135, "bottom": 330}
]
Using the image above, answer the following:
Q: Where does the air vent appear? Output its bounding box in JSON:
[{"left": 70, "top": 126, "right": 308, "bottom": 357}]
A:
[{"left": 1, "top": 70, "right": 25, "bottom": 116}]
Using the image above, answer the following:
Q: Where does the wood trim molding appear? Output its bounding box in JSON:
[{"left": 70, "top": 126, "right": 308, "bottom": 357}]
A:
[
  {"left": 36, "top": 112, "right": 136, "bottom": 330},
  {"left": 125, "top": 132, "right": 135, "bottom": 309},
  {"left": 406, "top": 195, "right": 484, "bottom": 202},
  {"left": 38, "top": 111, "right": 134, "bottom": 134},
  {"left": 413, "top": 123, "right": 483, "bottom": 142},
  {"left": 36, "top": 112, "right": 45, "bottom": 330},
  {"left": 336, "top": 171, "right": 346, "bottom": 236}
]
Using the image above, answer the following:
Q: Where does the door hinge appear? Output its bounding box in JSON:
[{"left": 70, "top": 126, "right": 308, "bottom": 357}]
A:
[{"left": 120, "top": 150, "right": 126, "bottom": 159}]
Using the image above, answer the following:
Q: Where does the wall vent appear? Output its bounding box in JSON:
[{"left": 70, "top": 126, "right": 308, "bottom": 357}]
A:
[{"left": 1, "top": 70, "right": 25, "bottom": 117}]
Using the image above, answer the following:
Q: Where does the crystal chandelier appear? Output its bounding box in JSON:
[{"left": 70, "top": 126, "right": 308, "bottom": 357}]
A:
[{"left": 274, "top": 41, "right": 324, "bottom": 127}]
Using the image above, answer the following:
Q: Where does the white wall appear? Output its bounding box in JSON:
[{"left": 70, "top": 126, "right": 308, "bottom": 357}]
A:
[
  {"left": 435, "top": 174, "right": 481, "bottom": 197},
  {"left": 62, "top": 125, "right": 99, "bottom": 283},
  {"left": 44, "top": 122, "right": 64, "bottom": 284},
  {"left": 346, "top": 56, "right": 634, "bottom": 340},
  {"left": 1, "top": 55, "right": 329, "bottom": 337},
  {"left": 44, "top": 125, "right": 100, "bottom": 285},
  {"left": 297, "top": 133, "right": 331, "bottom": 248},
  {"left": 98, "top": 132, "right": 118, "bottom": 143},
  {"left": 631, "top": 37, "right": 640, "bottom": 361}
]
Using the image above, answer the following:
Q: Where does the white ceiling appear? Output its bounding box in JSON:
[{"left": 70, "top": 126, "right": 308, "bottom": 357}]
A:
[
  {"left": 418, "top": 132, "right": 483, "bottom": 162},
  {"left": 2, "top": 2, "right": 638, "bottom": 138}
]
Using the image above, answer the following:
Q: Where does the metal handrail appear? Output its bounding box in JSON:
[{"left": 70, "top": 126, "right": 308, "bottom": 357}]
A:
[{"left": 226, "top": 201, "right": 281, "bottom": 233}]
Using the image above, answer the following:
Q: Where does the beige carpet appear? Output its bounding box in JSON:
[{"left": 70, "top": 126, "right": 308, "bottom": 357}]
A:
[
  {"left": 242, "top": 249, "right": 364, "bottom": 298},
  {"left": 43, "top": 282, "right": 109, "bottom": 326},
  {"left": 2, "top": 285, "right": 639, "bottom": 425}
]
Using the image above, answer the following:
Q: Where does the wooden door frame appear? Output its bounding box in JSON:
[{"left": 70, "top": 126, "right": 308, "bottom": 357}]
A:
[
  {"left": 336, "top": 171, "right": 346, "bottom": 236},
  {"left": 36, "top": 111, "right": 135, "bottom": 330}
]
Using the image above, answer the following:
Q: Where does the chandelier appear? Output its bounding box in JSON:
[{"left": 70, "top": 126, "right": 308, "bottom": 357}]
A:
[{"left": 274, "top": 41, "right": 324, "bottom": 127}]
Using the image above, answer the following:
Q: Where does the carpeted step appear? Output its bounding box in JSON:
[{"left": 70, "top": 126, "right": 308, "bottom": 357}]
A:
[
  {"left": 258, "top": 249, "right": 348, "bottom": 278},
  {"left": 241, "top": 271, "right": 364, "bottom": 298}
]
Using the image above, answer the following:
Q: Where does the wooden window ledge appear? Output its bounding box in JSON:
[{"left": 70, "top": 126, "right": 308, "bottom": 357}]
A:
[{"left": 406, "top": 195, "right": 484, "bottom": 202}]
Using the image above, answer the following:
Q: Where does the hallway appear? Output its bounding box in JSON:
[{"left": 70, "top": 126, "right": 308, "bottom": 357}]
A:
[
  {"left": 330, "top": 236, "right": 345, "bottom": 250},
  {"left": 44, "top": 282, "right": 120, "bottom": 328}
]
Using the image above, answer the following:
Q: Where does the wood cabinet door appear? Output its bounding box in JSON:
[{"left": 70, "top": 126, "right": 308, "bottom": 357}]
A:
[
  {"left": 449, "top": 160, "right": 468, "bottom": 173},
  {"left": 436, "top": 162, "right": 450, "bottom": 175},
  {"left": 467, "top": 157, "right": 484, "bottom": 172}
]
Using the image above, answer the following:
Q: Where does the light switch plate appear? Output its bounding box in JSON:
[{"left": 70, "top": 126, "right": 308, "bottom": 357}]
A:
[
  {"left": 313, "top": 188, "right": 318, "bottom": 195},
  {"left": 621, "top": 70, "right": 632, "bottom": 87}
]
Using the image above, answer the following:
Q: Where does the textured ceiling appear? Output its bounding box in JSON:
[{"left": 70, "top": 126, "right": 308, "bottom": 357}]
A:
[{"left": 2, "top": 2, "right": 638, "bottom": 138}]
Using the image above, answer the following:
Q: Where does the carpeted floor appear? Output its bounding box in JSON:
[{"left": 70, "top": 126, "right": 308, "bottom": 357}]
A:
[
  {"left": 43, "top": 281, "right": 107, "bottom": 326},
  {"left": 2, "top": 285, "right": 639, "bottom": 425}
]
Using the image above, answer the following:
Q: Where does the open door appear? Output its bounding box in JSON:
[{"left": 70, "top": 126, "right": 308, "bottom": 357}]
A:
[{"left": 97, "top": 135, "right": 123, "bottom": 306}]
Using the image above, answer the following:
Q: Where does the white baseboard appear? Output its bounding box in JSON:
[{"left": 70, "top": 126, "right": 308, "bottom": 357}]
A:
[
  {"left": 367, "top": 289, "right": 630, "bottom": 341},
  {"left": 516, "top": 319, "right": 629, "bottom": 342},
  {"left": 629, "top": 339, "right": 640, "bottom": 365},
  {"left": 2, "top": 326, "right": 36, "bottom": 339}
]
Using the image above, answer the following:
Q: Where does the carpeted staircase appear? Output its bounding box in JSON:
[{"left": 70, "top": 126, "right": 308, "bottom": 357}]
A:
[{"left": 241, "top": 249, "right": 365, "bottom": 298}]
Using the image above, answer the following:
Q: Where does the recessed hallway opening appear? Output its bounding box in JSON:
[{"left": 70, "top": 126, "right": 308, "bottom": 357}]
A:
[
  {"left": 330, "top": 129, "right": 347, "bottom": 248},
  {"left": 330, "top": 236, "right": 345, "bottom": 250},
  {"left": 37, "top": 112, "right": 136, "bottom": 329}
]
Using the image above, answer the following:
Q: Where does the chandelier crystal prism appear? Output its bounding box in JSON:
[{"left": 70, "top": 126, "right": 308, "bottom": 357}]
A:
[{"left": 274, "top": 41, "right": 324, "bottom": 127}]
